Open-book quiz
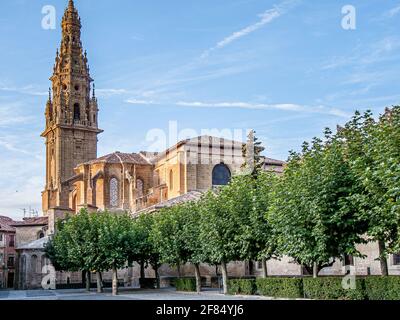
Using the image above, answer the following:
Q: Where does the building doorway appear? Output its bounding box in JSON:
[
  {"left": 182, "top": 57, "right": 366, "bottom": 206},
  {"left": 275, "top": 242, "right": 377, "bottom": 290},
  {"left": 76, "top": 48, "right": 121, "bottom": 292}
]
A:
[{"left": 7, "top": 273, "right": 14, "bottom": 289}]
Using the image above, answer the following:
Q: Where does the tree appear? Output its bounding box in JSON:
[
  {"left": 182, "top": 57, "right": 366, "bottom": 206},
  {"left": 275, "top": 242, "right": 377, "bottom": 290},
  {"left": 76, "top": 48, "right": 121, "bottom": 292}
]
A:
[
  {"left": 151, "top": 205, "right": 188, "bottom": 278},
  {"left": 339, "top": 108, "right": 400, "bottom": 275},
  {"left": 132, "top": 213, "right": 162, "bottom": 288},
  {"left": 179, "top": 201, "right": 206, "bottom": 293},
  {"left": 244, "top": 171, "right": 279, "bottom": 277},
  {"left": 269, "top": 131, "right": 366, "bottom": 277},
  {"left": 97, "top": 212, "right": 134, "bottom": 296},
  {"left": 45, "top": 209, "right": 107, "bottom": 293},
  {"left": 199, "top": 179, "right": 250, "bottom": 294}
]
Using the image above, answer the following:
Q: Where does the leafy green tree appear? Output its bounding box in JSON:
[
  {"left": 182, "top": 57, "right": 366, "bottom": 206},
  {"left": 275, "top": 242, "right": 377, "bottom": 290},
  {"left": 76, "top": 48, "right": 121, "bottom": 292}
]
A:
[
  {"left": 199, "top": 178, "right": 252, "bottom": 294},
  {"left": 45, "top": 209, "right": 108, "bottom": 292},
  {"left": 339, "top": 108, "right": 400, "bottom": 275},
  {"left": 179, "top": 201, "right": 206, "bottom": 293},
  {"left": 132, "top": 213, "right": 162, "bottom": 288},
  {"left": 151, "top": 205, "right": 188, "bottom": 277},
  {"left": 97, "top": 212, "right": 135, "bottom": 295},
  {"left": 269, "top": 131, "right": 366, "bottom": 277},
  {"left": 245, "top": 171, "right": 279, "bottom": 277}
]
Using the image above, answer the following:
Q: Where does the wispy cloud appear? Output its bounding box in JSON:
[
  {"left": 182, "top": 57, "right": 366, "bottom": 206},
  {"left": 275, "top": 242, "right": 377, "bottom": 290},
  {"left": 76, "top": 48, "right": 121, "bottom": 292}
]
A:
[
  {"left": 0, "top": 84, "right": 47, "bottom": 96},
  {"left": 322, "top": 36, "right": 400, "bottom": 70},
  {"left": 201, "top": 0, "right": 300, "bottom": 58},
  {"left": 125, "top": 98, "right": 350, "bottom": 118},
  {"left": 0, "top": 105, "right": 33, "bottom": 127},
  {"left": 125, "top": 98, "right": 155, "bottom": 105}
]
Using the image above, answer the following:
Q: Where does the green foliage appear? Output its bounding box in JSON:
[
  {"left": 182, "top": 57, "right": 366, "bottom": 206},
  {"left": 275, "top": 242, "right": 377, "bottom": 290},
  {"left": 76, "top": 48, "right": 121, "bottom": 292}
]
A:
[
  {"left": 228, "top": 279, "right": 256, "bottom": 295},
  {"left": 132, "top": 213, "right": 161, "bottom": 271},
  {"left": 199, "top": 178, "right": 251, "bottom": 265},
  {"left": 339, "top": 107, "right": 400, "bottom": 256},
  {"left": 175, "top": 278, "right": 197, "bottom": 292},
  {"left": 269, "top": 129, "right": 367, "bottom": 273},
  {"left": 45, "top": 209, "right": 107, "bottom": 273},
  {"left": 256, "top": 278, "right": 303, "bottom": 298},
  {"left": 364, "top": 276, "right": 400, "bottom": 300},
  {"left": 303, "top": 277, "right": 365, "bottom": 300},
  {"left": 96, "top": 212, "right": 135, "bottom": 271},
  {"left": 152, "top": 204, "right": 190, "bottom": 267}
]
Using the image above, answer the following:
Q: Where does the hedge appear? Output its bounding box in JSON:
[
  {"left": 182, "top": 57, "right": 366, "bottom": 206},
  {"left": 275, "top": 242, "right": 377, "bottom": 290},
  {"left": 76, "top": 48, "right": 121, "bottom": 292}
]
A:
[
  {"left": 139, "top": 278, "right": 157, "bottom": 289},
  {"left": 365, "top": 276, "right": 400, "bottom": 300},
  {"left": 303, "top": 277, "right": 365, "bottom": 300},
  {"left": 256, "top": 278, "right": 303, "bottom": 299},
  {"left": 175, "top": 278, "right": 197, "bottom": 292},
  {"left": 228, "top": 279, "right": 256, "bottom": 295}
]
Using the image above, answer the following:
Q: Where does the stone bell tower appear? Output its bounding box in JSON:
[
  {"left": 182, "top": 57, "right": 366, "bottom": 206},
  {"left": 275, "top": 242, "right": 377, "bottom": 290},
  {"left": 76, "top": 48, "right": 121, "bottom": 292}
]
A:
[{"left": 41, "top": 0, "right": 102, "bottom": 215}]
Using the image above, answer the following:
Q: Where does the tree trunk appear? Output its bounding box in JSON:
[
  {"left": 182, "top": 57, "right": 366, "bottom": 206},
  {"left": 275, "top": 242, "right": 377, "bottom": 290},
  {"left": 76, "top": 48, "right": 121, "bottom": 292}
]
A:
[
  {"left": 154, "top": 265, "right": 160, "bottom": 289},
  {"left": 313, "top": 262, "right": 318, "bottom": 278},
  {"left": 85, "top": 271, "right": 91, "bottom": 291},
  {"left": 378, "top": 240, "right": 389, "bottom": 276},
  {"left": 177, "top": 263, "right": 182, "bottom": 278},
  {"left": 261, "top": 258, "right": 268, "bottom": 278},
  {"left": 112, "top": 267, "right": 118, "bottom": 296},
  {"left": 96, "top": 272, "right": 103, "bottom": 293},
  {"left": 82, "top": 271, "right": 86, "bottom": 288},
  {"left": 194, "top": 263, "right": 202, "bottom": 294},
  {"left": 221, "top": 261, "right": 228, "bottom": 295},
  {"left": 140, "top": 260, "right": 145, "bottom": 279}
]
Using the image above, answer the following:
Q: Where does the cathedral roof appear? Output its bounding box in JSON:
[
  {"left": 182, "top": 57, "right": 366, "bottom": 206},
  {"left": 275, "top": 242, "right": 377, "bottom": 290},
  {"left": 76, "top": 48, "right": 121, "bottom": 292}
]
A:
[
  {"left": 134, "top": 190, "right": 204, "bottom": 215},
  {"left": 0, "top": 216, "right": 16, "bottom": 232},
  {"left": 85, "top": 152, "right": 152, "bottom": 165}
]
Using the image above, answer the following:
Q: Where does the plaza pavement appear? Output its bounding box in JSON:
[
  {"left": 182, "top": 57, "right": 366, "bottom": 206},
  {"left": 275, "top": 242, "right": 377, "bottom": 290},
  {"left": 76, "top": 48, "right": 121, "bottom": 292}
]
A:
[{"left": 0, "top": 288, "right": 272, "bottom": 300}]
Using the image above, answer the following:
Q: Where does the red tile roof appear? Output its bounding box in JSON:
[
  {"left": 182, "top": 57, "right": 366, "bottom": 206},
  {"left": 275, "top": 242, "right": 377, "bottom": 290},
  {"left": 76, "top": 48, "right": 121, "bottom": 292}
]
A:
[
  {"left": 11, "top": 216, "right": 48, "bottom": 227},
  {"left": 84, "top": 152, "right": 152, "bottom": 165},
  {"left": 0, "top": 216, "right": 16, "bottom": 232}
]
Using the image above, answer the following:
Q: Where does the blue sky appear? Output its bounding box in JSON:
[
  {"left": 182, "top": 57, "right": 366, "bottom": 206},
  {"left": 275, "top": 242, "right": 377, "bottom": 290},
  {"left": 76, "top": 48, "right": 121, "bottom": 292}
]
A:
[{"left": 0, "top": 0, "right": 400, "bottom": 219}]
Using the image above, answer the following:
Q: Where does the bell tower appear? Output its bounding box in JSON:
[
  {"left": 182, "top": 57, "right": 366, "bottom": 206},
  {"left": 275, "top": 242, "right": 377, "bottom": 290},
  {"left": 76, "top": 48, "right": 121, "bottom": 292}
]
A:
[{"left": 41, "top": 0, "right": 103, "bottom": 214}]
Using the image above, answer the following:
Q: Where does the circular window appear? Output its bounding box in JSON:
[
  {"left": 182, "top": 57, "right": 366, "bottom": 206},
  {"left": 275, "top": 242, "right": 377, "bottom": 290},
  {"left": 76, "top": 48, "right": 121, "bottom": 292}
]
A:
[{"left": 74, "top": 85, "right": 79, "bottom": 91}]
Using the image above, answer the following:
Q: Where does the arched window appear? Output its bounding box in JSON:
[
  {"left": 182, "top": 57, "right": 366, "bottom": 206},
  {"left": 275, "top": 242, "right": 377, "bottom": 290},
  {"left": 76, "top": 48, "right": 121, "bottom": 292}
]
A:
[
  {"left": 73, "top": 103, "right": 80, "bottom": 121},
  {"left": 37, "top": 231, "right": 45, "bottom": 239},
  {"left": 136, "top": 179, "right": 144, "bottom": 198},
  {"left": 212, "top": 163, "right": 231, "bottom": 186},
  {"left": 110, "top": 177, "right": 119, "bottom": 207},
  {"left": 31, "top": 255, "right": 38, "bottom": 274},
  {"left": 169, "top": 170, "right": 174, "bottom": 190}
]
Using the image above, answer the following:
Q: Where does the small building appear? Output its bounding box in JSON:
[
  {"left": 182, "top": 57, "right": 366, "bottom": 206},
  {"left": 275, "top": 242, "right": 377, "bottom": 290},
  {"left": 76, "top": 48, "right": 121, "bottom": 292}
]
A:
[{"left": 0, "top": 216, "right": 16, "bottom": 289}]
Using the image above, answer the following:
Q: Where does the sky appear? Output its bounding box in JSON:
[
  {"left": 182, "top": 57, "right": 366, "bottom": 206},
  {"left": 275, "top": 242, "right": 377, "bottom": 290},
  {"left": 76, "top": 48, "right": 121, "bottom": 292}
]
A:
[{"left": 0, "top": 0, "right": 400, "bottom": 219}]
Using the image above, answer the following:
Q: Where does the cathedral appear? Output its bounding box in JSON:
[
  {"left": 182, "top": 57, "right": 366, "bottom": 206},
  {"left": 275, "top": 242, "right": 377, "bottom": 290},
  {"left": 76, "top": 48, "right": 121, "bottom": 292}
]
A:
[
  {"left": 12, "top": 0, "right": 400, "bottom": 290},
  {"left": 39, "top": 0, "right": 284, "bottom": 228}
]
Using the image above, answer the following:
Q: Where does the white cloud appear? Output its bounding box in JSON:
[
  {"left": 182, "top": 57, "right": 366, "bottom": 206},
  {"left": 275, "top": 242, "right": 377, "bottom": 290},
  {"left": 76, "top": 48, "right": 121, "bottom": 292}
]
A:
[
  {"left": 125, "top": 98, "right": 155, "bottom": 105},
  {"left": 201, "top": 0, "right": 300, "bottom": 58},
  {"left": 0, "top": 105, "right": 33, "bottom": 127},
  {"left": 322, "top": 37, "right": 400, "bottom": 70},
  {"left": 0, "top": 84, "right": 47, "bottom": 96},
  {"left": 125, "top": 98, "right": 350, "bottom": 118}
]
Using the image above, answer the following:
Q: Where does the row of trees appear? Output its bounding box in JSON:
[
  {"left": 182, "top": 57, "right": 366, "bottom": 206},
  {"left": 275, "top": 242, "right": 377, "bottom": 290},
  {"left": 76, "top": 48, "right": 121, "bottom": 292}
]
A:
[{"left": 46, "top": 107, "right": 400, "bottom": 295}]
